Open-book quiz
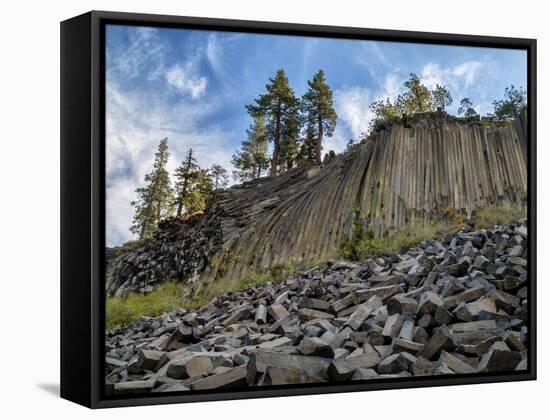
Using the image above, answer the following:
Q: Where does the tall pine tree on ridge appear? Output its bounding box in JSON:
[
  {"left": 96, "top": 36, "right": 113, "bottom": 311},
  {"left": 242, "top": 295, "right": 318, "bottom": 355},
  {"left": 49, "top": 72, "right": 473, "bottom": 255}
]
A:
[
  {"left": 246, "top": 69, "right": 300, "bottom": 176},
  {"left": 210, "top": 164, "right": 229, "bottom": 190},
  {"left": 174, "top": 148, "right": 200, "bottom": 218},
  {"left": 130, "top": 138, "right": 173, "bottom": 240},
  {"left": 232, "top": 112, "right": 270, "bottom": 182},
  {"left": 301, "top": 70, "right": 337, "bottom": 164}
]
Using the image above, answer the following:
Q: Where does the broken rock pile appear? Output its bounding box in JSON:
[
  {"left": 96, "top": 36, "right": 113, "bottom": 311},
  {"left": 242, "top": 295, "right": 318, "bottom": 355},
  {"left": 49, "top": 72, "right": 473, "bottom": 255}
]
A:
[
  {"left": 105, "top": 219, "right": 529, "bottom": 395},
  {"left": 106, "top": 216, "right": 223, "bottom": 297}
]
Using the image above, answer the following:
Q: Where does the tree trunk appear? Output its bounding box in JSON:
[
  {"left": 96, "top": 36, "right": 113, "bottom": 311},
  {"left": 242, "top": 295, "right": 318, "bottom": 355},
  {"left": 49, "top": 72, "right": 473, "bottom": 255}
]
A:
[
  {"left": 316, "top": 114, "right": 323, "bottom": 164},
  {"left": 252, "top": 144, "right": 258, "bottom": 180},
  {"left": 177, "top": 151, "right": 193, "bottom": 217},
  {"left": 139, "top": 223, "right": 146, "bottom": 240},
  {"left": 271, "top": 104, "right": 281, "bottom": 176},
  {"left": 176, "top": 176, "right": 189, "bottom": 218},
  {"left": 176, "top": 197, "right": 183, "bottom": 218},
  {"left": 156, "top": 200, "right": 161, "bottom": 224}
]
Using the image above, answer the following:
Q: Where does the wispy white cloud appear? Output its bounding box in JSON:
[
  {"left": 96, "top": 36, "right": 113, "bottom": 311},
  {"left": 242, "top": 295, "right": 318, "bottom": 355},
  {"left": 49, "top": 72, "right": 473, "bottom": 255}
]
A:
[
  {"left": 420, "top": 61, "right": 482, "bottom": 91},
  {"left": 165, "top": 63, "right": 207, "bottom": 98},
  {"left": 321, "top": 71, "right": 403, "bottom": 156},
  {"left": 108, "top": 27, "right": 166, "bottom": 81},
  {"left": 381, "top": 73, "right": 401, "bottom": 102},
  {"left": 333, "top": 73, "right": 402, "bottom": 142},
  {"left": 420, "top": 61, "right": 488, "bottom": 113},
  {"left": 206, "top": 33, "right": 248, "bottom": 92},
  {"left": 452, "top": 62, "right": 482, "bottom": 87},
  {"left": 206, "top": 33, "right": 223, "bottom": 78},
  {"left": 356, "top": 41, "right": 400, "bottom": 78},
  {"left": 334, "top": 86, "right": 374, "bottom": 139},
  {"left": 109, "top": 26, "right": 208, "bottom": 100},
  {"left": 299, "top": 38, "right": 319, "bottom": 87}
]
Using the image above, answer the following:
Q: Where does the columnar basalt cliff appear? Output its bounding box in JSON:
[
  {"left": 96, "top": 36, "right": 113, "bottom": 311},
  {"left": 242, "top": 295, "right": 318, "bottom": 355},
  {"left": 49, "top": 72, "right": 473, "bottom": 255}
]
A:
[{"left": 106, "top": 112, "right": 527, "bottom": 297}]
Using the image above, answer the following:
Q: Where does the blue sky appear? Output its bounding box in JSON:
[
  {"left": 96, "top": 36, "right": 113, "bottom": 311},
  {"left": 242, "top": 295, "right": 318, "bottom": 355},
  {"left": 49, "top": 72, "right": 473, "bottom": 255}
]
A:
[{"left": 105, "top": 24, "right": 527, "bottom": 246}]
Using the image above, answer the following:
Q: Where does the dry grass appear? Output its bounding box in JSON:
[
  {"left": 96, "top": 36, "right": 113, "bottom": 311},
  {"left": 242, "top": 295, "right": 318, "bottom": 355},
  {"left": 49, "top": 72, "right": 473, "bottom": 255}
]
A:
[{"left": 476, "top": 202, "right": 527, "bottom": 229}]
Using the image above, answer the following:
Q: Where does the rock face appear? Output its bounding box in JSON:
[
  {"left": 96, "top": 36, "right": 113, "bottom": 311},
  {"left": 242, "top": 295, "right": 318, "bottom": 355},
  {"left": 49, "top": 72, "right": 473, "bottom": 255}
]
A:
[
  {"left": 105, "top": 220, "right": 528, "bottom": 394},
  {"left": 106, "top": 113, "right": 527, "bottom": 296},
  {"left": 106, "top": 216, "right": 223, "bottom": 297}
]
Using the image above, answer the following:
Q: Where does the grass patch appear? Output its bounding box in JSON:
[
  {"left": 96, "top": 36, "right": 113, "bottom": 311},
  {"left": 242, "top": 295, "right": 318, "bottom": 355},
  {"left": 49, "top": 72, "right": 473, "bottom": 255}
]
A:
[
  {"left": 476, "top": 202, "right": 527, "bottom": 229},
  {"left": 196, "top": 261, "right": 306, "bottom": 304},
  {"left": 339, "top": 202, "right": 527, "bottom": 261},
  {"left": 105, "top": 260, "right": 328, "bottom": 329},
  {"left": 106, "top": 281, "right": 185, "bottom": 330},
  {"left": 339, "top": 216, "right": 455, "bottom": 261},
  {"left": 199, "top": 271, "right": 280, "bottom": 301}
]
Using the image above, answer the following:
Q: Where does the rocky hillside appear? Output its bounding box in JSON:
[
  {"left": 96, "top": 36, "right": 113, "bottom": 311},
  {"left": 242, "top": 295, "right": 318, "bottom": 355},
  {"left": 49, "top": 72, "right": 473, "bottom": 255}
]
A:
[
  {"left": 107, "top": 112, "right": 527, "bottom": 297},
  {"left": 105, "top": 219, "right": 528, "bottom": 394},
  {"left": 106, "top": 216, "right": 223, "bottom": 297}
]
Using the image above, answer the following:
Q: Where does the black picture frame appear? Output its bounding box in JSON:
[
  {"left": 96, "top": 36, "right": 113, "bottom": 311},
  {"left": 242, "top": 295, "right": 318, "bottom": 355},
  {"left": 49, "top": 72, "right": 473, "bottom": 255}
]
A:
[{"left": 60, "top": 10, "right": 537, "bottom": 409}]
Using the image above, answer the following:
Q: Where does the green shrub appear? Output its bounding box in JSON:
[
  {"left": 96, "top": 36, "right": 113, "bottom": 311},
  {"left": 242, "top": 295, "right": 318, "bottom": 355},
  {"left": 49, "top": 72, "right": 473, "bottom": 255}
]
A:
[
  {"left": 476, "top": 202, "right": 526, "bottom": 229},
  {"left": 339, "top": 208, "right": 372, "bottom": 260},
  {"left": 339, "top": 218, "right": 454, "bottom": 261}
]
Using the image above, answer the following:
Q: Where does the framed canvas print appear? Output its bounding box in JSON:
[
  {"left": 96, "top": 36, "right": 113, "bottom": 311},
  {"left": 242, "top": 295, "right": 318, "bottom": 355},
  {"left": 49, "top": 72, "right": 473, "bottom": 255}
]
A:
[{"left": 60, "top": 11, "right": 536, "bottom": 408}]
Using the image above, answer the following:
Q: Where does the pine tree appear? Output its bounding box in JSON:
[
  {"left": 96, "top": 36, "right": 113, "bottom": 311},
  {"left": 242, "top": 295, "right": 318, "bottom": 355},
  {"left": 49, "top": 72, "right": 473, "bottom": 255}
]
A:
[
  {"left": 210, "top": 164, "right": 229, "bottom": 190},
  {"left": 297, "top": 124, "right": 317, "bottom": 165},
  {"left": 369, "top": 98, "right": 401, "bottom": 131},
  {"left": 301, "top": 70, "right": 337, "bottom": 164},
  {"left": 174, "top": 149, "right": 199, "bottom": 218},
  {"left": 246, "top": 69, "right": 300, "bottom": 176},
  {"left": 130, "top": 138, "right": 173, "bottom": 240},
  {"left": 184, "top": 169, "right": 214, "bottom": 214},
  {"left": 232, "top": 113, "right": 270, "bottom": 182},
  {"left": 396, "top": 73, "right": 432, "bottom": 115},
  {"left": 279, "top": 111, "right": 301, "bottom": 170},
  {"left": 370, "top": 98, "right": 401, "bottom": 121},
  {"left": 174, "top": 150, "right": 215, "bottom": 217},
  {"left": 430, "top": 84, "right": 453, "bottom": 111},
  {"left": 491, "top": 85, "right": 527, "bottom": 120},
  {"left": 458, "top": 97, "right": 479, "bottom": 119}
]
